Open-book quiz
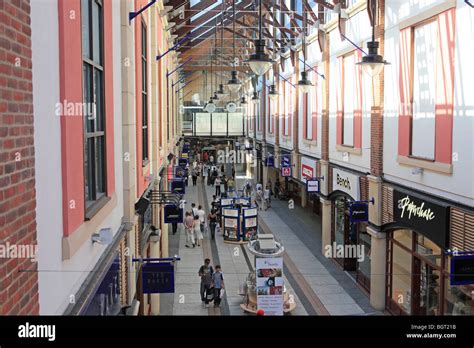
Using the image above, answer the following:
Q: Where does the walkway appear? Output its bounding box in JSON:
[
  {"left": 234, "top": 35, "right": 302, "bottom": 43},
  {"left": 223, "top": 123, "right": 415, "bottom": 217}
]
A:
[{"left": 161, "top": 170, "right": 382, "bottom": 316}]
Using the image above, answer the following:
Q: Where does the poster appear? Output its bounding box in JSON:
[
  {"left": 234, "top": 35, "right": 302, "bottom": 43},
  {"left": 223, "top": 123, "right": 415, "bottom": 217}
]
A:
[{"left": 256, "top": 257, "right": 284, "bottom": 316}]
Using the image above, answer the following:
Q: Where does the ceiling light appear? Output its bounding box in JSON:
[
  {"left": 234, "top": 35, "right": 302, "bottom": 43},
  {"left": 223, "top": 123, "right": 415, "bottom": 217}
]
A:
[
  {"left": 268, "top": 84, "right": 279, "bottom": 101},
  {"left": 251, "top": 91, "right": 260, "bottom": 104},
  {"left": 227, "top": 70, "right": 242, "bottom": 93},
  {"left": 298, "top": 71, "right": 313, "bottom": 94}
]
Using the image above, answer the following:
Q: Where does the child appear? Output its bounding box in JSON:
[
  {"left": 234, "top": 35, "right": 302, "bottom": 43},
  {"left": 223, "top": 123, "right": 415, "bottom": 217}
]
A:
[{"left": 211, "top": 265, "right": 225, "bottom": 307}]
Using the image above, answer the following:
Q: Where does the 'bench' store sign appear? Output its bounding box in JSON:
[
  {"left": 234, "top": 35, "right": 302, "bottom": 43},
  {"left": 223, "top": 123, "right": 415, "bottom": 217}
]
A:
[
  {"left": 393, "top": 190, "right": 450, "bottom": 248},
  {"left": 332, "top": 168, "right": 360, "bottom": 200}
]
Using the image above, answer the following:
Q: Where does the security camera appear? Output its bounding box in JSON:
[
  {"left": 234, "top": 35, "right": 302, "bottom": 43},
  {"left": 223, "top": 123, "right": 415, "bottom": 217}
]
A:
[{"left": 92, "top": 228, "right": 113, "bottom": 245}]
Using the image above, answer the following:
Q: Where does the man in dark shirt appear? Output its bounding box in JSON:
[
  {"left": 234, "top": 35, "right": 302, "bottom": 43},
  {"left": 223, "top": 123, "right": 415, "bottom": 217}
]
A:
[{"left": 198, "top": 258, "right": 214, "bottom": 305}]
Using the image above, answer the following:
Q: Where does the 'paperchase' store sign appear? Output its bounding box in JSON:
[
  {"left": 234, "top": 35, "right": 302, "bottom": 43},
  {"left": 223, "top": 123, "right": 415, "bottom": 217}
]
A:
[
  {"left": 332, "top": 168, "right": 360, "bottom": 200},
  {"left": 393, "top": 189, "right": 450, "bottom": 248}
]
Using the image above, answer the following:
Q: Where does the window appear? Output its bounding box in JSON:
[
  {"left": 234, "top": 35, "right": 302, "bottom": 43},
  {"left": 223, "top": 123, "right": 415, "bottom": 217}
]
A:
[
  {"left": 141, "top": 21, "right": 149, "bottom": 163},
  {"left": 336, "top": 51, "right": 362, "bottom": 149},
  {"left": 82, "top": 0, "right": 106, "bottom": 208},
  {"left": 398, "top": 9, "right": 455, "bottom": 167}
]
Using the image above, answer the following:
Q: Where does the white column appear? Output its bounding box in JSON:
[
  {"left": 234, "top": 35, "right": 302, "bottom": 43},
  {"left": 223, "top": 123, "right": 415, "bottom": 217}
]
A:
[
  {"left": 320, "top": 198, "right": 332, "bottom": 255},
  {"left": 367, "top": 226, "right": 387, "bottom": 311}
]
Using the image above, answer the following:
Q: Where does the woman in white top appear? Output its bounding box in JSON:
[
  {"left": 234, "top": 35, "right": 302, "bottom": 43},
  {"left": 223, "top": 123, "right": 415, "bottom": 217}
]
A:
[{"left": 193, "top": 215, "right": 203, "bottom": 247}]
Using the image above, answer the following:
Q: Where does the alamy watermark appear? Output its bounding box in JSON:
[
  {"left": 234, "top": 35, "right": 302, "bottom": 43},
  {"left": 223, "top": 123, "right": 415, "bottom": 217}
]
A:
[
  {"left": 324, "top": 242, "right": 365, "bottom": 262},
  {"left": 55, "top": 100, "right": 96, "bottom": 119},
  {"left": 217, "top": 147, "right": 257, "bottom": 167},
  {"left": 0, "top": 242, "right": 38, "bottom": 262}
]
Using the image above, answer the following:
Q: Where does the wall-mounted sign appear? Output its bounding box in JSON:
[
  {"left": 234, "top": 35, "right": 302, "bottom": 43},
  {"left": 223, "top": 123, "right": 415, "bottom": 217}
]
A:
[
  {"left": 349, "top": 202, "right": 369, "bottom": 223},
  {"left": 164, "top": 205, "right": 183, "bottom": 224},
  {"left": 306, "top": 179, "right": 320, "bottom": 193},
  {"left": 280, "top": 154, "right": 291, "bottom": 168},
  {"left": 142, "top": 262, "right": 175, "bottom": 294},
  {"left": 300, "top": 156, "right": 317, "bottom": 183},
  {"left": 450, "top": 255, "right": 474, "bottom": 285},
  {"left": 281, "top": 167, "right": 292, "bottom": 177},
  {"left": 393, "top": 190, "right": 449, "bottom": 248},
  {"left": 265, "top": 155, "right": 274, "bottom": 167},
  {"left": 171, "top": 179, "right": 185, "bottom": 194},
  {"left": 332, "top": 168, "right": 360, "bottom": 200}
]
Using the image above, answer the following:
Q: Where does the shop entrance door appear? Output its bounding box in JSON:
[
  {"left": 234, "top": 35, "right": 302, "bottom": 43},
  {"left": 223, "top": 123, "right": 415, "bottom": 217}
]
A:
[{"left": 412, "top": 257, "right": 441, "bottom": 315}]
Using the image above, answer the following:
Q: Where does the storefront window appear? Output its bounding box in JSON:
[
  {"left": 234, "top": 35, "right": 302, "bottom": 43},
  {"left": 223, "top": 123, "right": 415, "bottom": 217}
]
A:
[
  {"left": 393, "top": 229, "right": 412, "bottom": 250},
  {"left": 357, "top": 227, "right": 371, "bottom": 280},
  {"left": 416, "top": 234, "right": 442, "bottom": 267},
  {"left": 444, "top": 279, "right": 473, "bottom": 315},
  {"left": 391, "top": 243, "right": 412, "bottom": 314},
  {"left": 334, "top": 198, "right": 345, "bottom": 246}
]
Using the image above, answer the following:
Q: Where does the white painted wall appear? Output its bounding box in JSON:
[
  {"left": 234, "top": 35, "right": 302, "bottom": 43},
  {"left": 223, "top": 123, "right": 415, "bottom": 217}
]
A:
[
  {"left": 32, "top": 0, "right": 124, "bottom": 314},
  {"left": 328, "top": 8, "right": 372, "bottom": 173},
  {"left": 279, "top": 66, "right": 295, "bottom": 151},
  {"left": 383, "top": 0, "right": 474, "bottom": 207}
]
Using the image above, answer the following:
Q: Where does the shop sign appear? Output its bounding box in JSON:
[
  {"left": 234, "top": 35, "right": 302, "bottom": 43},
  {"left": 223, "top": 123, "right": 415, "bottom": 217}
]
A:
[
  {"left": 142, "top": 262, "right": 175, "bottom": 294},
  {"left": 164, "top": 205, "right": 183, "bottom": 224},
  {"left": 393, "top": 190, "right": 450, "bottom": 248},
  {"left": 256, "top": 257, "right": 284, "bottom": 316},
  {"left": 280, "top": 154, "right": 291, "bottom": 168},
  {"left": 301, "top": 156, "right": 317, "bottom": 183},
  {"left": 332, "top": 168, "right": 360, "bottom": 200},
  {"left": 171, "top": 179, "right": 185, "bottom": 194},
  {"left": 450, "top": 255, "right": 474, "bottom": 285},
  {"left": 306, "top": 179, "right": 320, "bottom": 193},
  {"left": 178, "top": 158, "right": 188, "bottom": 167},
  {"left": 349, "top": 203, "right": 369, "bottom": 223},
  {"left": 281, "top": 167, "right": 292, "bottom": 177},
  {"left": 265, "top": 155, "right": 274, "bottom": 167}
]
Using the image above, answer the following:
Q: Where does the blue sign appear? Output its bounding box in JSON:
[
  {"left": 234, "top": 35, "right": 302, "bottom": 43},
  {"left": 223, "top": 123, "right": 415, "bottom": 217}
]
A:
[
  {"left": 142, "top": 262, "right": 175, "bottom": 294},
  {"left": 281, "top": 154, "right": 291, "bottom": 168},
  {"left": 265, "top": 155, "right": 274, "bottom": 167},
  {"left": 178, "top": 158, "right": 188, "bottom": 167},
  {"left": 350, "top": 203, "right": 369, "bottom": 223},
  {"left": 171, "top": 179, "right": 185, "bottom": 194},
  {"left": 164, "top": 205, "right": 183, "bottom": 224},
  {"left": 451, "top": 255, "right": 474, "bottom": 285}
]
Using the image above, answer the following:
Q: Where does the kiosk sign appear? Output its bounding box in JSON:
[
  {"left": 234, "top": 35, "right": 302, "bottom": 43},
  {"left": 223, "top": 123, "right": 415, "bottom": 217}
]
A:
[{"left": 256, "top": 257, "right": 284, "bottom": 316}]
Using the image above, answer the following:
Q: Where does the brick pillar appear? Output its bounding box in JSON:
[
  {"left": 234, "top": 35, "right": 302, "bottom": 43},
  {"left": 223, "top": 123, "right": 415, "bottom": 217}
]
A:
[
  {"left": 320, "top": 33, "right": 330, "bottom": 196},
  {"left": 0, "top": 0, "right": 39, "bottom": 315}
]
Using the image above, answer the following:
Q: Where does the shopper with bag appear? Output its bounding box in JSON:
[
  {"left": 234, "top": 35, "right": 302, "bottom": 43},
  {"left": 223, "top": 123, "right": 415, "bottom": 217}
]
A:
[
  {"left": 198, "top": 259, "right": 214, "bottom": 305},
  {"left": 211, "top": 265, "right": 225, "bottom": 307}
]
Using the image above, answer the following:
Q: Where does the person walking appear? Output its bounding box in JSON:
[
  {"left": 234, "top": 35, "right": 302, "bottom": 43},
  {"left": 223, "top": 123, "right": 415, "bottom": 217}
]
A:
[
  {"left": 191, "top": 203, "right": 198, "bottom": 217},
  {"left": 274, "top": 180, "right": 281, "bottom": 199},
  {"left": 197, "top": 205, "right": 206, "bottom": 234},
  {"left": 211, "top": 265, "right": 225, "bottom": 307},
  {"left": 208, "top": 208, "right": 218, "bottom": 240},
  {"left": 184, "top": 212, "right": 195, "bottom": 248},
  {"left": 264, "top": 186, "right": 271, "bottom": 210},
  {"left": 193, "top": 215, "right": 203, "bottom": 247},
  {"left": 198, "top": 259, "right": 214, "bottom": 305},
  {"left": 171, "top": 222, "right": 178, "bottom": 235},
  {"left": 255, "top": 187, "right": 264, "bottom": 211},
  {"left": 215, "top": 176, "right": 221, "bottom": 196},
  {"left": 244, "top": 180, "right": 252, "bottom": 197},
  {"left": 191, "top": 167, "right": 198, "bottom": 186}
]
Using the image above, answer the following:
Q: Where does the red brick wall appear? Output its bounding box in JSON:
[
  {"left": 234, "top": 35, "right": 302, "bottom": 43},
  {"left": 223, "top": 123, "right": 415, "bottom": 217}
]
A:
[{"left": 0, "top": 0, "right": 39, "bottom": 315}]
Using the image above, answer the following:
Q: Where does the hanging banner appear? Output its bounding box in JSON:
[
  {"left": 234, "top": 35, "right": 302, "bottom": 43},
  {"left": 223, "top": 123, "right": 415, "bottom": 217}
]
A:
[
  {"left": 450, "top": 255, "right": 474, "bottom": 285},
  {"left": 265, "top": 155, "right": 274, "bottom": 167},
  {"left": 280, "top": 154, "right": 291, "bottom": 168},
  {"left": 164, "top": 205, "right": 183, "bottom": 224},
  {"left": 256, "top": 257, "right": 284, "bottom": 316},
  {"left": 306, "top": 178, "right": 320, "bottom": 193},
  {"left": 171, "top": 179, "right": 185, "bottom": 194},
  {"left": 349, "top": 202, "right": 369, "bottom": 223},
  {"left": 142, "top": 262, "right": 175, "bottom": 294},
  {"left": 281, "top": 167, "right": 292, "bottom": 177}
]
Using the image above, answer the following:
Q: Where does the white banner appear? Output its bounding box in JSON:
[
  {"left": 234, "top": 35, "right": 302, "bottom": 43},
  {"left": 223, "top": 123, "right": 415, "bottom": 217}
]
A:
[
  {"left": 332, "top": 168, "right": 360, "bottom": 200},
  {"left": 300, "top": 156, "right": 317, "bottom": 183},
  {"left": 256, "top": 257, "right": 284, "bottom": 316}
]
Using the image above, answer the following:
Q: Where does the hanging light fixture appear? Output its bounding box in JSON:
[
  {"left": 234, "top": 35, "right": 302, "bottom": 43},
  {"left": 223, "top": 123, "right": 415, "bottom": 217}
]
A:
[
  {"left": 298, "top": 7, "right": 313, "bottom": 94},
  {"left": 205, "top": 37, "right": 217, "bottom": 112},
  {"left": 240, "top": 95, "right": 248, "bottom": 104},
  {"left": 268, "top": 84, "right": 279, "bottom": 101},
  {"left": 245, "top": 0, "right": 274, "bottom": 76},
  {"left": 216, "top": 8, "right": 228, "bottom": 97},
  {"left": 227, "top": 0, "right": 242, "bottom": 93},
  {"left": 356, "top": 0, "right": 389, "bottom": 77},
  {"left": 251, "top": 91, "right": 260, "bottom": 104}
]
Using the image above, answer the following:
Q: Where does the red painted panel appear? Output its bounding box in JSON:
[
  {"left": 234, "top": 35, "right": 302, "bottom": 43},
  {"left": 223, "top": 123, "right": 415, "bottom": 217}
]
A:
[
  {"left": 336, "top": 56, "right": 343, "bottom": 145},
  {"left": 58, "top": 0, "right": 85, "bottom": 236},
  {"left": 303, "top": 93, "right": 308, "bottom": 139},
  {"left": 435, "top": 9, "right": 455, "bottom": 164},
  {"left": 311, "top": 70, "right": 317, "bottom": 141},
  {"left": 398, "top": 27, "right": 412, "bottom": 157},
  {"left": 354, "top": 50, "right": 363, "bottom": 149}
]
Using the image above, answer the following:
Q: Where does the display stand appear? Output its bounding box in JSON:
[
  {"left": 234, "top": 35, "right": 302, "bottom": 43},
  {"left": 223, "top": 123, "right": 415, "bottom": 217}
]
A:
[
  {"left": 242, "top": 207, "right": 258, "bottom": 241},
  {"left": 220, "top": 196, "right": 254, "bottom": 244},
  {"left": 222, "top": 208, "right": 240, "bottom": 242}
]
